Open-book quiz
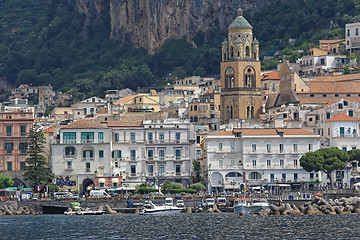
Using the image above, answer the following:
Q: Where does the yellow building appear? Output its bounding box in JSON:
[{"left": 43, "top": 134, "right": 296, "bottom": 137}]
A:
[
  {"left": 189, "top": 92, "right": 220, "bottom": 130},
  {"left": 319, "top": 39, "right": 345, "bottom": 54},
  {"left": 220, "top": 8, "right": 262, "bottom": 123},
  {"left": 114, "top": 90, "right": 161, "bottom": 113}
]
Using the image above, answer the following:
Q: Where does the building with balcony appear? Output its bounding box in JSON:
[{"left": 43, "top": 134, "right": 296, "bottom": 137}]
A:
[
  {"left": 0, "top": 109, "right": 34, "bottom": 172},
  {"left": 51, "top": 119, "right": 112, "bottom": 193},
  {"left": 206, "top": 128, "right": 321, "bottom": 193},
  {"left": 72, "top": 96, "right": 108, "bottom": 118},
  {"left": 108, "top": 119, "right": 196, "bottom": 189}
]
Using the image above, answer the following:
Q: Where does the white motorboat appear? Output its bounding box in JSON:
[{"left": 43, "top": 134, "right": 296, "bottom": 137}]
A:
[
  {"left": 139, "top": 201, "right": 183, "bottom": 215},
  {"left": 234, "top": 198, "right": 269, "bottom": 215},
  {"left": 64, "top": 208, "right": 105, "bottom": 215}
]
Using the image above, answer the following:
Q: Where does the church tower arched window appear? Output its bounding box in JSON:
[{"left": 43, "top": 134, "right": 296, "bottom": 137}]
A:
[
  {"left": 245, "top": 46, "right": 250, "bottom": 57},
  {"left": 244, "top": 67, "right": 255, "bottom": 88},
  {"left": 230, "top": 47, "right": 234, "bottom": 59},
  {"left": 225, "top": 67, "right": 235, "bottom": 89}
]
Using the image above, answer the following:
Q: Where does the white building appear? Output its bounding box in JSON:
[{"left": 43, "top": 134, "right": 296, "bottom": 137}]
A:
[
  {"left": 206, "top": 128, "right": 321, "bottom": 193},
  {"left": 51, "top": 119, "right": 111, "bottom": 193},
  {"left": 73, "top": 96, "right": 108, "bottom": 118},
  {"left": 346, "top": 22, "right": 360, "bottom": 52},
  {"left": 108, "top": 119, "right": 196, "bottom": 190}
]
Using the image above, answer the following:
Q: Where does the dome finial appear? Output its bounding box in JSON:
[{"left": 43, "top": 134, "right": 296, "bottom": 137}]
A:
[{"left": 237, "top": 8, "right": 243, "bottom": 17}]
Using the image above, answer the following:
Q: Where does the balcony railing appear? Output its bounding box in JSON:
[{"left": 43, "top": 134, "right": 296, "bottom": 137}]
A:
[
  {"left": 63, "top": 139, "right": 76, "bottom": 144},
  {"left": 81, "top": 139, "right": 94, "bottom": 144},
  {"left": 64, "top": 155, "right": 76, "bottom": 159},
  {"left": 86, "top": 168, "right": 91, "bottom": 172},
  {"left": 82, "top": 157, "right": 94, "bottom": 161}
]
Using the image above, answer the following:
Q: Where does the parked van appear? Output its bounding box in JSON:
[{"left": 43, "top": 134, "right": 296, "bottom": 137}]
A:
[
  {"left": 204, "top": 198, "right": 215, "bottom": 208},
  {"left": 53, "top": 192, "right": 73, "bottom": 199},
  {"left": 217, "top": 197, "right": 227, "bottom": 207},
  {"left": 164, "top": 197, "right": 174, "bottom": 206},
  {"left": 89, "top": 190, "right": 111, "bottom": 198}
]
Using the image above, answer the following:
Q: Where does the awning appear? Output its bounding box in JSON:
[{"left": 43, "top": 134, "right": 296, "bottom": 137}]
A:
[
  {"left": 265, "top": 183, "right": 291, "bottom": 187},
  {"left": 112, "top": 178, "right": 119, "bottom": 183},
  {"left": 98, "top": 178, "right": 106, "bottom": 183}
]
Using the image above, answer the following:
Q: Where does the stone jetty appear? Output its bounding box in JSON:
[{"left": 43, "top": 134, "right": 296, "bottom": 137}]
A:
[
  {"left": 0, "top": 203, "right": 39, "bottom": 215},
  {"left": 261, "top": 196, "right": 360, "bottom": 216}
]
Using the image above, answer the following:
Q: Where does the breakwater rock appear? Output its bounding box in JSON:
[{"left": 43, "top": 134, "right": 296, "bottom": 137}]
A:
[
  {"left": 0, "top": 203, "right": 39, "bottom": 215},
  {"left": 263, "top": 196, "right": 360, "bottom": 216}
]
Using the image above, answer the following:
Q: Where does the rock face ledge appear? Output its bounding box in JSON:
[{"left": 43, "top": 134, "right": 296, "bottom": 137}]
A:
[{"left": 76, "top": 0, "right": 267, "bottom": 53}]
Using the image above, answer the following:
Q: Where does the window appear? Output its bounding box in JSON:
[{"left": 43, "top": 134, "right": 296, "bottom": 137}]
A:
[
  {"left": 67, "top": 161, "right": 72, "bottom": 170},
  {"left": 98, "top": 132, "right": 104, "bottom": 143},
  {"left": 308, "top": 144, "right": 313, "bottom": 151},
  {"left": 349, "top": 110, "right": 354, "bottom": 117},
  {"left": 147, "top": 149, "right": 154, "bottom": 160},
  {"left": 159, "top": 149, "right": 165, "bottom": 160},
  {"left": 130, "top": 132, "right": 136, "bottom": 143},
  {"left": 219, "top": 160, "right": 223, "bottom": 167},
  {"left": 310, "top": 94, "right": 314, "bottom": 97},
  {"left": 7, "top": 162, "right": 12, "bottom": 171},
  {"left": 323, "top": 94, "right": 327, "bottom": 97},
  {"left": 280, "top": 159, "right": 284, "bottom": 167},
  {"left": 270, "top": 174, "right": 274, "bottom": 182},
  {"left": 6, "top": 125, "right": 11, "bottom": 136},
  {"left": 90, "top": 108, "right": 94, "bottom": 114},
  {"left": 347, "top": 29, "right": 350, "bottom": 36},
  {"left": 5, "top": 143, "right": 13, "bottom": 154},
  {"left": 83, "top": 150, "right": 93, "bottom": 160},
  {"left": 282, "top": 173, "right": 286, "bottom": 182},
  {"left": 20, "top": 125, "right": 26, "bottom": 136},
  {"left": 293, "top": 144, "right": 298, "bottom": 152},
  {"left": 210, "top": 105, "right": 214, "bottom": 111},
  {"left": 342, "top": 146, "right": 347, "bottom": 151},
  {"left": 194, "top": 105, "right": 197, "bottom": 111},
  {"left": 338, "top": 103, "right": 343, "bottom": 109},
  {"left": 65, "top": 146, "right": 75, "bottom": 157},
  {"left": 19, "top": 142, "right": 28, "bottom": 154},
  {"left": 250, "top": 172, "right": 261, "bottom": 179},
  {"left": 175, "top": 149, "right": 181, "bottom": 159},
  {"left": 335, "top": 94, "right": 339, "bottom": 97},
  {"left": 63, "top": 132, "right": 76, "bottom": 143},
  {"left": 86, "top": 162, "right": 90, "bottom": 172},
  {"left": 279, "top": 144, "right": 284, "bottom": 153},
  {"left": 344, "top": 101, "right": 348, "bottom": 106},
  {"left": 131, "top": 165, "right": 136, "bottom": 176},
  {"left": 84, "top": 108, "right": 87, "bottom": 115},
  {"left": 20, "top": 162, "right": 26, "bottom": 170},
  {"left": 356, "top": 28, "right": 359, "bottom": 36},
  {"left": 130, "top": 150, "right": 136, "bottom": 160},
  {"left": 114, "top": 133, "right": 119, "bottom": 142},
  {"left": 159, "top": 133, "right": 164, "bottom": 143},
  {"left": 175, "top": 132, "right": 181, "bottom": 143},
  {"left": 294, "top": 173, "right": 298, "bottom": 181},
  {"left": 148, "top": 132, "right": 153, "bottom": 143},
  {"left": 231, "top": 143, "right": 235, "bottom": 150},
  {"left": 352, "top": 146, "right": 357, "bottom": 150},
  {"left": 267, "top": 160, "right": 271, "bottom": 167},
  {"left": 112, "top": 150, "right": 121, "bottom": 159},
  {"left": 218, "top": 143, "right": 223, "bottom": 151},
  {"left": 252, "top": 160, "right": 256, "bottom": 167},
  {"left": 320, "top": 58, "right": 325, "bottom": 65},
  {"left": 196, "top": 150, "right": 201, "bottom": 158},
  {"left": 176, "top": 164, "right": 181, "bottom": 174},
  {"left": 251, "top": 144, "right": 256, "bottom": 152},
  {"left": 81, "top": 132, "right": 94, "bottom": 143},
  {"left": 294, "top": 159, "right": 298, "bottom": 166},
  {"left": 159, "top": 164, "right": 165, "bottom": 174},
  {"left": 310, "top": 173, "right": 314, "bottom": 179},
  {"left": 99, "top": 150, "right": 104, "bottom": 158},
  {"left": 148, "top": 165, "right": 154, "bottom": 176},
  {"left": 326, "top": 112, "right": 331, "bottom": 119},
  {"left": 266, "top": 144, "right": 271, "bottom": 152},
  {"left": 231, "top": 159, "right": 235, "bottom": 167}
]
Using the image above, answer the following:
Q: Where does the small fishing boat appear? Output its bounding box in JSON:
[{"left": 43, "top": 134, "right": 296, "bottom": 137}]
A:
[
  {"left": 64, "top": 202, "right": 105, "bottom": 215},
  {"left": 139, "top": 201, "right": 183, "bottom": 215},
  {"left": 234, "top": 198, "right": 269, "bottom": 215}
]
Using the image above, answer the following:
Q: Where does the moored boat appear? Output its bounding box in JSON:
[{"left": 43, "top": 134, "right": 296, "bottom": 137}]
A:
[
  {"left": 139, "top": 201, "right": 183, "bottom": 215},
  {"left": 234, "top": 198, "right": 269, "bottom": 215}
]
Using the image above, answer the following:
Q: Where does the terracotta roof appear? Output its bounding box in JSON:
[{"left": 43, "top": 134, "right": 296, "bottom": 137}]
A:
[
  {"left": 19, "top": 84, "right": 30, "bottom": 88},
  {"left": 298, "top": 96, "right": 360, "bottom": 105},
  {"left": 42, "top": 126, "right": 54, "bottom": 133},
  {"left": 262, "top": 72, "right": 280, "bottom": 81},
  {"left": 208, "top": 130, "right": 233, "bottom": 136},
  {"left": 107, "top": 121, "right": 143, "bottom": 127},
  {"left": 302, "top": 81, "right": 360, "bottom": 93},
  {"left": 311, "top": 73, "right": 360, "bottom": 82},
  {"left": 314, "top": 100, "right": 340, "bottom": 109},
  {"left": 62, "top": 119, "right": 108, "bottom": 129},
  {"left": 319, "top": 39, "right": 345, "bottom": 44},
  {"left": 114, "top": 95, "right": 138, "bottom": 105},
  {"left": 326, "top": 114, "right": 360, "bottom": 122}
]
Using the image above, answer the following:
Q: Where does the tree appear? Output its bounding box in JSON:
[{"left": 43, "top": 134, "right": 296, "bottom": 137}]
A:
[
  {"left": 300, "top": 148, "right": 349, "bottom": 188},
  {"left": 348, "top": 149, "right": 360, "bottom": 166},
  {"left": 24, "top": 123, "right": 55, "bottom": 191},
  {"left": 0, "top": 175, "right": 14, "bottom": 189},
  {"left": 192, "top": 160, "right": 201, "bottom": 183},
  {"left": 190, "top": 183, "right": 206, "bottom": 192}
]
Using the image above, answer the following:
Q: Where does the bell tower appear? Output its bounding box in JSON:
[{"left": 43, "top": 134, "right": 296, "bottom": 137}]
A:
[{"left": 220, "top": 8, "right": 262, "bottom": 123}]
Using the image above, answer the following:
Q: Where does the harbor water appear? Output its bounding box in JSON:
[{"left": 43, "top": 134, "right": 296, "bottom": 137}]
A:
[{"left": 1, "top": 213, "right": 359, "bottom": 239}]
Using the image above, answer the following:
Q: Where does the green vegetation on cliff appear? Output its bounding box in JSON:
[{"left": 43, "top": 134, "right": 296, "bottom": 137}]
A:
[{"left": 1, "top": 0, "right": 360, "bottom": 98}]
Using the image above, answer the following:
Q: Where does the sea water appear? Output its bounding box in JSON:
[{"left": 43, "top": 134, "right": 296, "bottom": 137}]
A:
[{"left": 0, "top": 213, "right": 359, "bottom": 239}]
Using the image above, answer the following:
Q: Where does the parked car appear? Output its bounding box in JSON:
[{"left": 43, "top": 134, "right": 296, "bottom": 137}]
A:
[
  {"left": 217, "top": 197, "right": 227, "bottom": 207},
  {"left": 204, "top": 198, "right": 216, "bottom": 208},
  {"left": 143, "top": 194, "right": 150, "bottom": 199},
  {"left": 176, "top": 200, "right": 185, "bottom": 207},
  {"left": 90, "top": 190, "right": 111, "bottom": 198},
  {"left": 72, "top": 194, "right": 80, "bottom": 200},
  {"left": 165, "top": 197, "right": 174, "bottom": 206},
  {"left": 108, "top": 192, "right": 119, "bottom": 197},
  {"left": 53, "top": 192, "right": 73, "bottom": 199}
]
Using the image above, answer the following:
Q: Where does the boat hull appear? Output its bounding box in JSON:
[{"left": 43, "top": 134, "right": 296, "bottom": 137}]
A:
[
  {"left": 234, "top": 205, "right": 269, "bottom": 215},
  {"left": 140, "top": 208, "right": 183, "bottom": 215}
]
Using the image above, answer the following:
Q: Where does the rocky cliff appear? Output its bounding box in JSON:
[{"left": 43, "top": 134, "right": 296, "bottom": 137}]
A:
[{"left": 76, "top": 0, "right": 267, "bottom": 53}]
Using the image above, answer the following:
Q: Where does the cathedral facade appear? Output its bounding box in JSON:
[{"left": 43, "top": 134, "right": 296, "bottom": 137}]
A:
[{"left": 220, "top": 8, "right": 262, "bottom": 123}]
